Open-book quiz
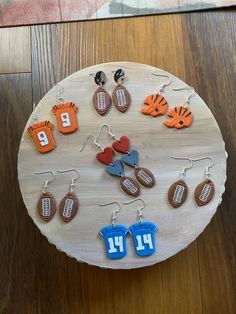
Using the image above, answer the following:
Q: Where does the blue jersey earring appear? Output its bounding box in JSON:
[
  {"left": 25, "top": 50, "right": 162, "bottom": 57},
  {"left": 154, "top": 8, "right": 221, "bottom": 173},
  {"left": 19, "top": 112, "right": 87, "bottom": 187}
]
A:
[
  {"left": 99, "top": 201, "right": 128, "bottom": 260},
  {"left": 123, "top": 198, "right": 157, "bottom": 257}
]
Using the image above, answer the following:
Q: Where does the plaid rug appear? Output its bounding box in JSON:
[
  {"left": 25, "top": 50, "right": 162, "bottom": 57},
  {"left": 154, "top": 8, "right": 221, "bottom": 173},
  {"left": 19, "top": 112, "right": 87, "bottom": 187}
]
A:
[{"left": 0, "top": 0, "right": 234, "bottom": 27}]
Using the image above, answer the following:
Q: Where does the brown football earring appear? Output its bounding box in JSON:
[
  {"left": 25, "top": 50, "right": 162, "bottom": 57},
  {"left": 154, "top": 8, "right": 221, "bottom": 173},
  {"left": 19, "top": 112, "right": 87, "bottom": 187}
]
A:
[
  {"left": 168, "top": 156, "right": 193, "bottom": 208},
  {"left": 91, "top": 71, "right": 111, "bottom": 116},
  {"left": 57, "top": 168, "right": 80, "bottom": 222},
  {"left": 34, "top": 170, "right": 57, "bottom": 222},
  {"left": 112, "top": 69, "right": 131, "bottom": 113},
  {"left": 193, "top": 157, "right": 215, "bottom": 206}
]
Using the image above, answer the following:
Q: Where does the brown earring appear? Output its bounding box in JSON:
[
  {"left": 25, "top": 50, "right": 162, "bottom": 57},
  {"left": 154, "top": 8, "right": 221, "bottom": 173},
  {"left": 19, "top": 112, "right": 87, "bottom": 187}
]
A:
[
  {"left": 193, "top": 157, "right": 215, "bottom": 206},
  {"left": 91, "top": 71, "right": 111, "bottom": 116},
  {"left": 112, "top": 69, "right": 131, "bottom": 113},
  {"left": 167, "top": 157, "right": 192, "bottom": 208}
]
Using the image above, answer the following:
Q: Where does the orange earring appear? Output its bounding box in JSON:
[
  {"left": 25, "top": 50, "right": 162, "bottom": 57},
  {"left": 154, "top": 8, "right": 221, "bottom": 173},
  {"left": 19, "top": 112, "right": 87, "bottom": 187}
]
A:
[
  {"left": 141, "top": 73, "right": 171, "bottom": 117},
  {"left": 27, "top": 103, "right": 56, "bottom": 154},
  {"left": 164, "top": 86, "right": 194, "bottom": 129},
  {"left": 51, "top": 84, "right": 79, "bottom": 134}
]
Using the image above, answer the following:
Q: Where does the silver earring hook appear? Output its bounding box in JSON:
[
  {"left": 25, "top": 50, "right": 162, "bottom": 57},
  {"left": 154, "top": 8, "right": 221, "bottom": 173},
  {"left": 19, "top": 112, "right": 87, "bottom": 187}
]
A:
[
  {"left": 34, "top": 170, "right": 56, "bottom": 193},
  {"left": 171, "top": 156, "right": 193, "bottom": 180},
  {"left": 173, "top": 85, "right": 195, "bottom": 107},
  {"left": 100, "top": 201, "right": 122, "bottom": 226},
  {"left": 152, "top": 73, "right": 172, "bottom": 93},
  {"left": 80, "top": 134, "right": 104, "bottom": 152},
  {"left": 57, "top": 168, "right": 79, "bottom": 193},
  {"left": 192, "top": 156, "right": 214, "bottom": 179},
  {"left": 96, "top": 124, "right": 120, "bottom": 143},
  {"left": 32, "top": 102, "right": 39, "bottom": 123},
  {"left": 123, "top": 198, "right": 145, "bottom": 223},
  {"left": 56, "top": 83, "right": 64, "bottom": 104}
]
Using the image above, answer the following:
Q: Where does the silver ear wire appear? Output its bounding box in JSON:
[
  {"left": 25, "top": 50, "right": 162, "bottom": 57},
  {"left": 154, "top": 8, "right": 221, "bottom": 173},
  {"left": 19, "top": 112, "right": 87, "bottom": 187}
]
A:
[
  {"left": 80, "top": 134, "right": 104, "bottom": 152},
  {"left": 96, "top": 124, "right": 120, "bottom": 142},
  {"left": 171, "top": 156, "right": 193, "bottom": 180},
  {"left": 100, "top": 201, "right": 122, "bottom": 226},
  {"left": 173, "top": 85, "right": 195, "bottom": 107},
  {"left": 192, "top": 156, "right": 214, "bottom": 179},
  {"left": 152, "top": 73, "right": 172, "bottom": 93},
  {"left": 123, "top": 198, "right": 145, "bottom": 223},
  {"left": 32, "top": 102, "right": 39, "bottom": 123},
  {"left": 56, "top": 83, "right": 64, "bottom": 104},
  {"left": 57, "top": 168, "right": 80, "bottom": 193},
  {"left": 34, "top": 170, "right": 56, "bottom": 193}
]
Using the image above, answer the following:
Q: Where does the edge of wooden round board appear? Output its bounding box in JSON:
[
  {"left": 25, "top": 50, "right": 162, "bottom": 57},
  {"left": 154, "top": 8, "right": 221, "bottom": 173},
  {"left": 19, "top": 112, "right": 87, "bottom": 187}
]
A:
[{"left": 17, "top": 62, "right": 227, "bottom": 269}]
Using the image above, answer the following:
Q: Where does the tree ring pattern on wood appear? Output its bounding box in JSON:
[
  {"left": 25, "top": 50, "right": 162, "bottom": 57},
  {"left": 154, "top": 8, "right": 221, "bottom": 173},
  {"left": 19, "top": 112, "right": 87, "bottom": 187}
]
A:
[
  {"left": 195, "top": 179, "right": 215, "bottom": 206},
  {"left": 37, "top": 191, "right": 56, "bottom": 222},
  {"left": 93, "top": 86, "right": 111, "bottom": 116},
  {"left": 120, "top": 176, "right": 140, "bottom": 197},
  {"left": 168, "top": 180, "right": 188, "bottom": 208},
  {"left": 59, "top": 192, "right": 79, "bottom": 222},
  {"left": 112, "top": 85, "right": 131, "bottom": 113}
]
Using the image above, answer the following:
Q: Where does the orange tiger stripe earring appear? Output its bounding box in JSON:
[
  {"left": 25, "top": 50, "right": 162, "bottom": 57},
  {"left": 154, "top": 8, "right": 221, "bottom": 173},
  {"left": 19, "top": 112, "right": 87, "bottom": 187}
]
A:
[
  {"left": 164, "top": 86, "right": 195, "bottom": 129},
  {"left": 51, "top": 84, "right": 79, "bottom": 134},
  {"left": 141, "top": 73, "right": 171, "bottom": 117}
]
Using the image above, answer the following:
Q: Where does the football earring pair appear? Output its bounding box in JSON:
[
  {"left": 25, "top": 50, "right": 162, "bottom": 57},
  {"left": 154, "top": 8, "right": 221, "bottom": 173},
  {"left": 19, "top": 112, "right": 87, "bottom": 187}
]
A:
[
  {"left": 27, "top": 86, "right": 78, "bottom": 153},
  {"left": 91, "top": 69, "right": 131, "bottom": 115},
  {"left": 80, "top": 125, "right": 155, "bottom": 197},
  {"left": 34, "top": 169, "right": 79, "bottom": 222},
  {"left": 168, "top": 156, "right": 215, "bottom": 208},
  {"left": 141, "top": 73, "right": 194, "bottom": 129},
  {"left": 99, "top": 199, "right": 157, "bottom": 259}
]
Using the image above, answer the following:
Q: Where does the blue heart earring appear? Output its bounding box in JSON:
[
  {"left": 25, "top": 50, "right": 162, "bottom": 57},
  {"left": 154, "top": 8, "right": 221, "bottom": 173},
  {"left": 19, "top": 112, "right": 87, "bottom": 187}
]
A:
[
  {"left": 96, "top": 125, "right": 156, "bottom": 188},
  {"left": 80, "top": 134, "right": 140, "bottom": 197},
  {"left": 123, "top": 198, "right": 157, "bottom": 257},
  {"left": 99, "top": 201, "right": 128, "bottom": 260}
]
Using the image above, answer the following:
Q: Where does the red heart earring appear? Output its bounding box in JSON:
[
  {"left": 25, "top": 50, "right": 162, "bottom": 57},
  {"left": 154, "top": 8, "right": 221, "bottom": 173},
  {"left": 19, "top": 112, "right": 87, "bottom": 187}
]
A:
[{"left": 96, "top": 125, "right": 156, "bottom": 188}]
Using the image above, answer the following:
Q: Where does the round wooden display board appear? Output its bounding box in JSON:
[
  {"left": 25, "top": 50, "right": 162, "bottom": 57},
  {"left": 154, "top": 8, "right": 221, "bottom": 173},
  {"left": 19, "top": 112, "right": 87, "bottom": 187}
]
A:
[{"left": 18, "top": 62, "right": 227, "bottom": 269}]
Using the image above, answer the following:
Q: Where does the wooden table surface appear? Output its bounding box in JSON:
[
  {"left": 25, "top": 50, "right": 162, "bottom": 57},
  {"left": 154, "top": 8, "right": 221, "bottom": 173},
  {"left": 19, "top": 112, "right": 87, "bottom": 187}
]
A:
[{"left": 0, "top": 9, "right": 235, "bottom": 314}]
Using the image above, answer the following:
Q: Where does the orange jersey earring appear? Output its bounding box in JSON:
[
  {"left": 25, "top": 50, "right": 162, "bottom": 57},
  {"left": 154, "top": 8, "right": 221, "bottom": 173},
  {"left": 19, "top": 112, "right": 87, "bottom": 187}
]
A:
[
  {"left": 27, "top": 103, "right": 56, "bottom": 154},
  {"left": 51, "top": 85, "right": 78, "bottom": 134},
  {"left": 164, "top": 86, "right": 194, "bottom": 129},
  {"left": 141, "top": 73, "right": 171, "bottom": 117}
]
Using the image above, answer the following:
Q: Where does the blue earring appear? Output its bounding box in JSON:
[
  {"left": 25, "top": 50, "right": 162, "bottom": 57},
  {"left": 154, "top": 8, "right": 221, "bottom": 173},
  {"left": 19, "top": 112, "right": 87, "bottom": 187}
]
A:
[
  {"left": 80, "top": 134, "right": 140, "bottom": 197},
  {"left": 123, "top": 198, "right": 157, "bottom": 257},
  {"left": 99, "top": 201, "right": 128, "bottom": 260}
]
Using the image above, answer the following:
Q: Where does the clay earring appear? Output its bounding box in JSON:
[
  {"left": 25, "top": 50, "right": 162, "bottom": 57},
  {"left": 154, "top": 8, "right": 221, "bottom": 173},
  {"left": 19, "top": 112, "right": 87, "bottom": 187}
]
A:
[
  {"left": 27, "top": 103, "right": 56, "bottom": 153},
  {"left": 123, "top": 198, "right": 157, "bottom": 257},
  {"left": 51, "top": 84, "right": 78, "bottom": 134},
  {"left": 57, "top": 168, "right": 80, "bottom": 222},
  {"left": 90, "top": 71, "right": 111, "bottom": 116},
  {"left": 168, "top": 156, "right": 193, "bottom": 208},
  {"left": 112, "top": 69, "right": 131, "bottom": 113},
  {"left": 80, "top": 135, "right": 140, "bottom": 197},
  {"left": 141, "top": 73, "right": 171, "bottom": 117},
  {"left": 164, "top": 86, "right": 195, "bottom": 129},
  {"left": 193, "top": 156, "right": 215, "bottom": 206},
  {"left": 96, "top": 125, "right": 155, "bottom": 188},
  {"left": 34, "top": 170, "right": 57, "bottom": 222},
  {"left": 99, "top": 201, "right": 128, "bottom": 259}
]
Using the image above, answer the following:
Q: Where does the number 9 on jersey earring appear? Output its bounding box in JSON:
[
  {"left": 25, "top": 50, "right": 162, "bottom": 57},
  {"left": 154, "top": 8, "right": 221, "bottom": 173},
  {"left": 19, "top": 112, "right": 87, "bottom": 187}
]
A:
[
  {"left": 99, "top": 201, "right": 128, "bottom": 260},
  {"left": 123, "top": 198, "right": 157, "bottom": 257},
  {"left": 51, "top": 84, "right": 79, "bottom": 134}
]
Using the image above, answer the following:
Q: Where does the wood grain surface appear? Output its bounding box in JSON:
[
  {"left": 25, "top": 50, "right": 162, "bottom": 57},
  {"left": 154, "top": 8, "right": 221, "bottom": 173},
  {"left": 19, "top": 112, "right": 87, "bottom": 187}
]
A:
[
  {"left": 0, "top": 9, "right": 235, "bottom": 314},
  {"left": 17, "top": 61, "right": 226, "bottom": 269}
]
